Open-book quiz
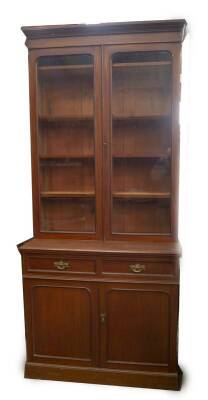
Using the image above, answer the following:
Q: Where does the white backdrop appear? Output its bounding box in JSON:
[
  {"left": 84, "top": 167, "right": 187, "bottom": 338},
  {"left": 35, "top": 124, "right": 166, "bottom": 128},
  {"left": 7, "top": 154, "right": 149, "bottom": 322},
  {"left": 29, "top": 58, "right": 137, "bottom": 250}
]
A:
[{"left": 0, "top": 1, "right": 207, "bottom": 398}]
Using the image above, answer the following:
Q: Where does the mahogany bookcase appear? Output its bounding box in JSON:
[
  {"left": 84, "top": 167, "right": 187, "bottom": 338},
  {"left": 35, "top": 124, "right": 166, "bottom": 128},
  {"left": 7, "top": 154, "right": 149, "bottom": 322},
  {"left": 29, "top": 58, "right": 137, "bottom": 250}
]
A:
[{"left": 18, "top": 19, "right": 187, "bottom": 390}]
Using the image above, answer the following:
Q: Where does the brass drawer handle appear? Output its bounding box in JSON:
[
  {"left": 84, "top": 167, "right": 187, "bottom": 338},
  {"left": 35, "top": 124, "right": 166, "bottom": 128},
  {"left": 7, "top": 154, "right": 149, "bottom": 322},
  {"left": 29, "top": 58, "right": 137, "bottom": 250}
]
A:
[
  {"left": 129, "top": 263, "right": 146, "bottom": 273},
  {"left": 54, "top": 260, "right": 70, "bottom": 270}
]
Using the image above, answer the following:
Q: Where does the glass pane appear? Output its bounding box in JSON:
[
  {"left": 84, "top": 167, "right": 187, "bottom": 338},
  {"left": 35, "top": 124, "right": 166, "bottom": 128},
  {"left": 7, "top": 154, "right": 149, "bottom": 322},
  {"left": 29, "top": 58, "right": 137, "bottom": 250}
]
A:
[
  {"left": 37, "top": 54, "right": 95, "bottom": 232},
  {"left": 111, "top": 51, "right": 172, "bottom": 234}
]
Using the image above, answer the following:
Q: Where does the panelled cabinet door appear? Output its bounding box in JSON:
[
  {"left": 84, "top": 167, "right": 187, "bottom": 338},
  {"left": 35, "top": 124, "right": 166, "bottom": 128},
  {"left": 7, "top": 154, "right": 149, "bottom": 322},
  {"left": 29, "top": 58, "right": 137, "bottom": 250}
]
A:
[
  {"left": 29, "top": 46, "right": 102, "bottom": 238},
  {"left": 103, "top": 44, "right": 180, "bottom": 240},
  {"left": 23, "top": 279, "right": 99, "bottom": 367},
  {"left": 100, "top": 283, "right": 178, "bottom": 372}
]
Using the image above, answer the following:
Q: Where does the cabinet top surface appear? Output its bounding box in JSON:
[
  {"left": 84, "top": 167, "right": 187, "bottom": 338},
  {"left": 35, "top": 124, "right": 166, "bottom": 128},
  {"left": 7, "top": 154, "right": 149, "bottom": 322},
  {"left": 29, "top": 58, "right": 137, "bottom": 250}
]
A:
[
  {"left": 21, "top": 19, "right": 187, "bottom": 40},
  {"left": 17, "top": 238, "right": 181, "bottom": 256}
]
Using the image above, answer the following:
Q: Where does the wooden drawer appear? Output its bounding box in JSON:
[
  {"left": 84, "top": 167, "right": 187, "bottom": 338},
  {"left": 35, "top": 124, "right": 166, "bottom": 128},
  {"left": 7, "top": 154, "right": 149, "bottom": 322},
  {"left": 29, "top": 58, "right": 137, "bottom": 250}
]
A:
[
  {"left": 102, "top": 258, "right": 178, "bottom": 281},
  {"left": 24, "top": 255, "right": 96, "bottom": 275}
]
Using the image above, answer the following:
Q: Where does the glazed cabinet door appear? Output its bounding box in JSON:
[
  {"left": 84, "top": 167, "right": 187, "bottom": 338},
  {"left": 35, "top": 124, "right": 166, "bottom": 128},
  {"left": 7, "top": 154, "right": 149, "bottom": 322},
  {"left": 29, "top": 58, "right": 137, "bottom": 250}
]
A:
[
  {"left": 103, "top": 44, "right": 180, "bottom": 240},
  {"left": 29, "top": 46, "right": 102, "bottom": 238},
  {"left": 100, "top": 283, "right": 179, "bottom": 372},
  {"left": 23, "top": 278, "right": 99, "bottom": 367}
]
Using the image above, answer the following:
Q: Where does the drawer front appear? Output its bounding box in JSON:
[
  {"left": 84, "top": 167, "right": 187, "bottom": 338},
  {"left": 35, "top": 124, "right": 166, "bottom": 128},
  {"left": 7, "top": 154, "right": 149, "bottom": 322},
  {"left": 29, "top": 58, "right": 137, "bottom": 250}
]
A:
[
  {"left": 102, "top": 258, "right": 178, "bottom": 281},
  {"left": 24, "top": 255, "right": 96, "bottom": 275}
]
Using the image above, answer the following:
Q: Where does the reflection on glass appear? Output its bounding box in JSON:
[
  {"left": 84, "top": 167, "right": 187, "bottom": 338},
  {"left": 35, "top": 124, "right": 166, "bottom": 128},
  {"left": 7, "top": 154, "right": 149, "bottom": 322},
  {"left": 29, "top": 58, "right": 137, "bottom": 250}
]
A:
[
  {"left": 37, "top": 54, "right": 96, "bottom": 232},
  {"left": 111, "top": 51, "right": 172, "bottom": 234}
]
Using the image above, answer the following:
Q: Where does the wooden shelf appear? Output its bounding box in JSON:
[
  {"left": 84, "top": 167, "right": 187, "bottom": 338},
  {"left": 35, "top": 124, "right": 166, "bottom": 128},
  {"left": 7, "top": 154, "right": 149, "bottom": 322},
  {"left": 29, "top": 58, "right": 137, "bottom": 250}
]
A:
[
  {"left": 39, "top": 64, "right": 93, "bottom": 71},
  {"left": 18, "top": 236, "right": 182, "bottom": 256},
  {"left": 41, "top": 191, "right": 95, "bottom": 198},
  {"left": 40, "top": 154, "right": 169, "bottom": 160},
  {"left": 39, "top": 115, "right": 94, "bottom": 123},
  {"left": 113, "top": 153, "right": 170, "bottom": 159},
  {"left": 38, "top": 113, "right": 170, "bottom": 128},
  {"left": 113, "top": 115, "right": 170, "bottom": 121},
  {"left": 40, "top": 154, "right": 94, "bottom": 159},
  {"left": 113, "top": 61, "right": 171, "bottom": 68},
  {"left": 113, "top": 191, "right": 171, "bottom": 199}
]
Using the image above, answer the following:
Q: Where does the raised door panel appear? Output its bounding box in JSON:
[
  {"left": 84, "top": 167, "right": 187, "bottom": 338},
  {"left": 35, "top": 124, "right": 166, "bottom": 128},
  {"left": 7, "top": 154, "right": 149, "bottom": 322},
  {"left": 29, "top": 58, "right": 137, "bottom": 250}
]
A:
[
  {"left": 23, "top": 279, "right": 99, "bottom": 367},
  {"left": 100, "top": 283, "right": 178, "bottom": 372},
  {"left": 103, "top": 43, "right": 181, "bottom": 240},
  {"left": 29, "top": 46, "right": 102, "bottom": 238}
]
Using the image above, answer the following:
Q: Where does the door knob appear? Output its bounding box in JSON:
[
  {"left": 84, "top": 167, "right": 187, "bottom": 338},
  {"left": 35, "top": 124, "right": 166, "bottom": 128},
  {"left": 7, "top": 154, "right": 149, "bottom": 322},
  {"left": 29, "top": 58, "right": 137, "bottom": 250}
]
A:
[{"left": 100, "top": 313, "right": 106, "bottom": 324}]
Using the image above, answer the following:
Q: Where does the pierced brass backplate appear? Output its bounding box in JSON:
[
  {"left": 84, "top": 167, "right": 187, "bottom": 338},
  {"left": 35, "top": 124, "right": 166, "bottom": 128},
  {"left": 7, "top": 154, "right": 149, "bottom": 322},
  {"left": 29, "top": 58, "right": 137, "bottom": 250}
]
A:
[
  {"left": 54, "top": 260, "right": 70, "bottom": 270},
  {"left": 129, "top": 263, "right": 146, "bottom": 273}
]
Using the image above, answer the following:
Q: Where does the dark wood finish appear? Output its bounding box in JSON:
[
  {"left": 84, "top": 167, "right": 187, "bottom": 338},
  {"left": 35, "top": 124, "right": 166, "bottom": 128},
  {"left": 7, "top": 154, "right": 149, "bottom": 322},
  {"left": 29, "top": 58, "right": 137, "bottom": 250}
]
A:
[
  {"left": 112, "top": 117, "right": 171, "bottom": 158},
  {"left": 24, "top": 33, "right": 186, "bottom": 52},
  {"left": 18, "top": 19, "right": 186, "bottom": 390},
  {"left": 100, "top": 283, "right": 178, "bottom": 371},
  {"left": 103, "top": 42, "right": 181, "bottom": 240},
  {"left": 23, "top": 278, "right": 99, "bottom": 366},
  {"left": 21, "top": 19, "right": 186, "bottom": 40},
  {"left": 18, "top": 238, "right": 181, "bottom": 256},
  {"left": 24, "top": 254, "right": 96, "bottom": 275},
  {"left": 21, "top": 250, "right": 179, "bottom": 284},
  {"left": 28, "top": 46, "right": 103, "bottom": 238},
  {"left": 24, "top": 363, "right": 182, "bottom": 390},
  {"left": 39, "top": 119, "right": 94, "bottom": 159},
  {"left": 102, "top": 257, "right": 178, "bottom": 282}
]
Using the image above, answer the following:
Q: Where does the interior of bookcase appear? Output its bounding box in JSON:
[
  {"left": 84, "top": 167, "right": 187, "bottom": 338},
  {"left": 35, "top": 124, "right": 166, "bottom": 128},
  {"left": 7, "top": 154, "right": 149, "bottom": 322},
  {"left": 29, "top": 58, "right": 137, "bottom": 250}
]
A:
[
  {"left": 111, "top": 51, "right": 172, "bottom": 234},
  {"left": 37, "top": 54, "right": 96, "bottom": 232}
]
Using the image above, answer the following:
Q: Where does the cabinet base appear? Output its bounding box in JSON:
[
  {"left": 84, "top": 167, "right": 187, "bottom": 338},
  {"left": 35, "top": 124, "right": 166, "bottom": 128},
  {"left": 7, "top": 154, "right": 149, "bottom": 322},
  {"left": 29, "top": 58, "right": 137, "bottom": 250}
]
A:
[{"left": 25, "top": 362, "right": 182, "bottom": 390}]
